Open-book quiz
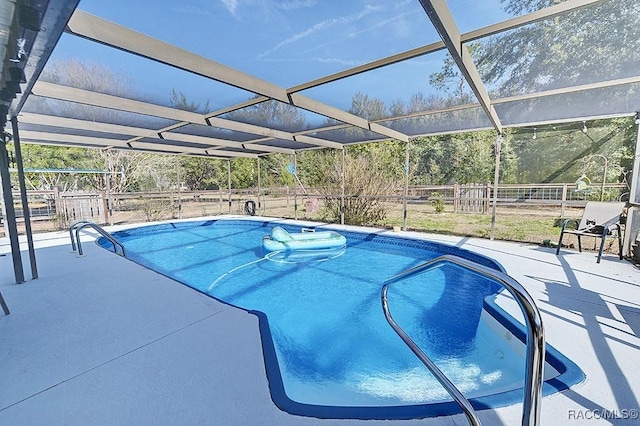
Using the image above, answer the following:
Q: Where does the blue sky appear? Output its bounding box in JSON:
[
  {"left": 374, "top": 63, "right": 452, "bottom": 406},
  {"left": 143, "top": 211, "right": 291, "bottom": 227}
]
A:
[{"left": 49, "top": 0, "right": 510, "bottom": 114}]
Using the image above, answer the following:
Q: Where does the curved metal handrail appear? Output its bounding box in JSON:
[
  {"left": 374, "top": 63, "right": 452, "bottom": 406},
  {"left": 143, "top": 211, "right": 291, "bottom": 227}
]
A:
[
  {"left": 381, "top": 254, "right": 545, "bottom": 426},
  {"left": 69, "top": 220, "right": 90, "bottom": 252},
  {"left": 382, "top": 283, "right": 480, "bottom": 425},
  {"left": 70, "top": 220, "right": 125, "bottom": 257}
]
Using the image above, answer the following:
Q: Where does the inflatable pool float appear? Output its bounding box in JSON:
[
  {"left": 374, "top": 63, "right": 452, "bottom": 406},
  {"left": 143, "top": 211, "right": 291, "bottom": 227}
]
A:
[{"left": 263, "top": 226, "right": 347, "bottom": 252}]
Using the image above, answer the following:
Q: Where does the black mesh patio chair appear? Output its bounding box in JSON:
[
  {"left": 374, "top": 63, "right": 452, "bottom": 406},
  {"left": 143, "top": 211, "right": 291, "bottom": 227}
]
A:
[{"left": 556, "top": 201, "right": 626, "bottom": 263}]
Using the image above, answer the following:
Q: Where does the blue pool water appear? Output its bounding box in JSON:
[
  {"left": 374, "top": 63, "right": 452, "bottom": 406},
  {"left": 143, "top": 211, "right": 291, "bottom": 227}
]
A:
[{"left": 99, "top": 219, "right": 583, "bottom": 420}]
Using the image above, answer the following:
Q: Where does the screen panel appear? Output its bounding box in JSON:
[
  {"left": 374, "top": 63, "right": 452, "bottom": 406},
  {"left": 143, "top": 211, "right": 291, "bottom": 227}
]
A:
[
  {"left": 470, "top": 0, "right": 640, "bottom": 99},
  {"left": 495, "top": 82, "right": 640, "bottom": 127},
  {"left": 73, "top": 0, "right": 440, "bottom": 88}
]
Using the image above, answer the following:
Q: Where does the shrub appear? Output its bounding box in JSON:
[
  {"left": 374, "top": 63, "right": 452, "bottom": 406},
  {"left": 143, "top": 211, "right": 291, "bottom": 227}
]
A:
[
  {"left": 318, "top": 155, "right": 402, "bottom": 226},
  {"left": 430, "top": 192, "right": 445, "bottom": 213}
]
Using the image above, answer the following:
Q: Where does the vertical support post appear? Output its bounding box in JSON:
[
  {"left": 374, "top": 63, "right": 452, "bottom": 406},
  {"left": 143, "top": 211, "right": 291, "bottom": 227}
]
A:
[
  {"left": 623, "top": 119, "right": 640, "bottom": 256},
  {"left": 485, "top": 182, "right": 491, "bottom": 214},
  {"left": 403, "top": 140, "right": 410, "bottom": 231},
  {"left": 11, "top": 117, "right": 37, "bottom": 279},
  {"left": 257, "top": 157, "right": 261, "bottom": 214},
  {"left": 561, "top": 184, "right": 567, "bottom": 219},
  {"left": 1, "top": 176, "right": 7, "bottom": 237},
  {"left": 53, "top": 186, "right": 63, "bottom": 227},
  {"left": 286, "top": 186, "right": 289, "bottom": 210},
  {"left": 293, "top": 153, "right": 298, "bottom": 220},
  {"left": 341, "top": 149, "right": 345, "bottom": 225},
  {"left": 101, "top": 190, "right": 108, "bottom": 224},
  {"left": 177, "top": 158, "right": 182, "bottom": 219},
  {"left": 453, "top": 183, "right": 459, "bottom": 213},
  {"left": 104, "top": 155, "right": 114, "bottom": 225},
  {"left": 600, "top": 157, "right": 608, "bottom": 202},
  {"left": 105, "top": 172, "right": 113, "bottom": 225},
  {"left": 490, "top": 133, "right": 503, "bottom": 241},
  {"left": 227, "top": 160, "right": 232, "bottom": 214},
  {"left": 0, "top": 130, "right": 25, "bottom": 283},
  {"left": 0, "top": 289, "right": 9, "bottom": 314}
]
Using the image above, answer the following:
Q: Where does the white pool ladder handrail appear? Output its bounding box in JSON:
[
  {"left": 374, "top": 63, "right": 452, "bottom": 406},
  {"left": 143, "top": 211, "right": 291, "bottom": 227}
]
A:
[
  {"left": 381, "top": 254, "right": 545, "bottom": 426},
  {"left": 69, "top": 220, "right": 125, "bottom": 257}
]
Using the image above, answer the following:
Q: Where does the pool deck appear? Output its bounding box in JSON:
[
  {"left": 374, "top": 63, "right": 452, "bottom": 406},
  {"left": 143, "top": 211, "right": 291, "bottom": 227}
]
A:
[{"left": 1, "top": 216, "right": 639, "bottom": 425}]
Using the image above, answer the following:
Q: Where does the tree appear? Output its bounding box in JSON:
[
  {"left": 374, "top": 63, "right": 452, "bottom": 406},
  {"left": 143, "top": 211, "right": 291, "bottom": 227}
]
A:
[
  {"left": 477, "top": 0, "right": 640, "bottom": 97},
  {"left": 429, "top": 44, "right": 482, "bottom": 105},
  {"left": 423, "top": 0, "right": 638, "bottom": 185},
  {"left": 255, "top": 154, "right": 296, "bottom": 188},
  {"left": 180, "top": 157, "right": 224, "bottom": 190},
  {"left": 35, "top": 59, "right": 134, "bottom": 122},
  {"left": 22, "top": 59, "right": 185, "bottom": 193},
  {"left": 317, "top": 148, "right": 404, "bottom": 226},
  {"left": 510, "top": 118, "right": 633, "bottom": 185},
  {"left": 170, "top": 90, "right": 209, "bottom": 115},
  {"left": 411, "top": 131, "right": 516, "bottom": 185},
  {"left": 17, "top": 144, "right": 98, "bottom": 190},
  {"left": 349, "top": 92, "right": 387, "bottom": 121},
  {"left": 225, "top": 97, "right": 307, "bottom": 132}
]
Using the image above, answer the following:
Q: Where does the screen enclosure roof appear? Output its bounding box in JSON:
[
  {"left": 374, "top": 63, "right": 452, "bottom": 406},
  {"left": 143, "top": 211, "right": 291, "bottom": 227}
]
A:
[{"left": 0, "top": 0, "right": 638, "bottom": 158}]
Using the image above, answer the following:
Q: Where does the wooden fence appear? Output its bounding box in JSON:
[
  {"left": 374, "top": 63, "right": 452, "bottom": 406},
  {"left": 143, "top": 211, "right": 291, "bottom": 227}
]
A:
[{"left": 3, "top": 182, "right": 629, "bottom": 232}]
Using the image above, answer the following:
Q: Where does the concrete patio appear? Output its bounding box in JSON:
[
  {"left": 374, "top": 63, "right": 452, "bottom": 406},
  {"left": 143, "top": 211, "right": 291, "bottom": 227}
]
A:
[{"left": 1, "top": 217, "right": 639, "bottom": 425}]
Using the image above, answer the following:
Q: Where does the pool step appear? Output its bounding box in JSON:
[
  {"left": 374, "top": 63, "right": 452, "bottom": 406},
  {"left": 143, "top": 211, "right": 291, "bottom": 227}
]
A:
[{"left": 381, "top": 254, "right": 545, "bottom": 426}]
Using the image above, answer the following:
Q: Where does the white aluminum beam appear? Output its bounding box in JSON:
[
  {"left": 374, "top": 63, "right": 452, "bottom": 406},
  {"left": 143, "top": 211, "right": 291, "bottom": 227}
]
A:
[
  {"left": 241, "top": 143, "right": 295, "bottom": 155},
  {"left": 290, "top": 93, "right": 409, "bottom": 143},
  {"left": 493, "top": 75, "right": 640, "bottom": 104},
  {"left": 293, "top": 134, "right": 343, "bottom": 150},
  {"left": 128, "top": 141, "right": 258, "bottom": 158},
  {"left": 66, "top": 9, "right": 409, "bottom": 143},
  {"left": 156, "top": 131, "right": 241, "bottom": 148},
  {"left": 374, "top": 74, "right": 640, "bottom": 130},
  {"left": 32, "top": 81, "right": 207, "bottom": 124},
  {"left": 418, "top": 0, "right": 502, "bottom": 133},
  {"left": 205, "top": 97, "right": 269, "bottom": 118},
  {"left": 287, "top": 0, "right": 605, "bottom": 94},
  {"left": 18, "top": 118, "right": 280, "bottom": 157},
  {"left": 205, "top": 149, "right": 258, "bottom": 159},
  {"left": 463, "top": 0, "right": 606, "bottom": 43},
  {"left": 66, "top": 10, "right": 289, "bottom": 104},
  {"left": 160, "top": 132, "right": 296, "bottom": 154},
  {"left": 288, "top": 42, "right": 445, "bottom": 94},
  {"left": 127, "top": 141, "right": 206, "bottom": 155},
  {"left": 19, "top": 112, "right": 160, "bottom": 138},
  {"left": 21, "top": 139, "right": 111, "bottom": 150},
  {"left": 31, "top": 82, "right": 341, "bottom": 150},
  {"left": 19, "top": 130, "right": 129, "bottom": 147},
  {"left": 19, "top": 112, "right": 296, "bottom": 155},
  {"left": 372, "top": 103, "right": 481, "bottom": 123}
]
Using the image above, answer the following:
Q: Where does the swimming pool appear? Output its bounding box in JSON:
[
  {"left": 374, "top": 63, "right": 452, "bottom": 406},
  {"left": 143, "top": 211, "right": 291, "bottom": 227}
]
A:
[{"left": 98, "top": 218, "right": 583, "bottom": 420}]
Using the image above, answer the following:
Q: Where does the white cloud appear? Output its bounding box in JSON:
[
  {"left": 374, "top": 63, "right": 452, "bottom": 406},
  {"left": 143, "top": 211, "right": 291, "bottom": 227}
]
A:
[
  {"left": 259, "top": 5, "right": 382, "bottom": 59},
  {"left": 312, "top": 57, "right": 362, "bottom": 67},
  {"left": 255, "top": 56, "right": 362, "bottom": 67},
  {"left": 278, "top": 0, "right": 317, "bottom": 11},
  {"left": 219, "top": 0, "right": 239, "bottom": 15},
  {"left": 347, "top": 11, "right": 412, "bottom": 39}
]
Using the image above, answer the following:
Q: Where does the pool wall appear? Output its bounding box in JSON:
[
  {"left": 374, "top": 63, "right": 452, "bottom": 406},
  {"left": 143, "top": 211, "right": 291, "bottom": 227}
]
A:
[
  {"left": 252, "top": 298, "right": 584, "bottom": 420},
  {"left": 97, "top": 218, "right": 585, "bottom": 420},
  {"left": 99, "top": 218, "right": 506, "bottom": 271}
]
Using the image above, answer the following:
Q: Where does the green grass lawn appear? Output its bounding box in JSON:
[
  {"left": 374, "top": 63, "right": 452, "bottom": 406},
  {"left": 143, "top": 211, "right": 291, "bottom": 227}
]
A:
[
  {"left": 292, "top": 201, "right": 587, "bottom": 248},
  {"left": 381, "top": 211, "right": 560, "bottom": 244}
]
